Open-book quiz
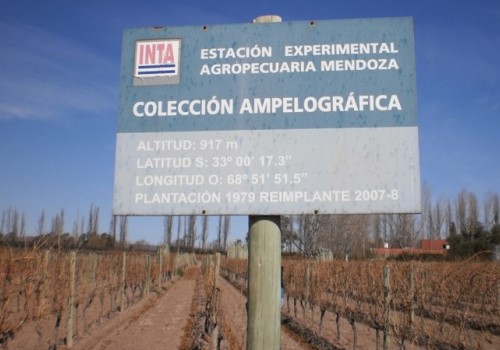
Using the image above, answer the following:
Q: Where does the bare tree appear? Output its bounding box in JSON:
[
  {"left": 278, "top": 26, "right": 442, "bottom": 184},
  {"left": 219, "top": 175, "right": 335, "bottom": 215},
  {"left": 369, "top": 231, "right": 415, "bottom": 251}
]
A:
[
  {"left": 119, "top": 215, "right": 128, "bottom": 246},
  {"left": 80, "top": 217, "right": 85, "bottom": 240},
  {"left": 20, "top": 213, "right": 26, "bottom": 238},
  {"left": 187, "top": 215, "right": 197, "bottom": 248},
  {"left": 87, "top": 204, "right": 100, "bottom": 236},
  {"left": 222, "top": 216, "right": 231, "bottom": 251},
  {"left": 183, "top": 216, "right": 189, "bottom": 246},
  {"left": 455, "top": 190, "right": 480, "bottom": 239},
  {"left": 456, "top": 190, "right": 468, "bottom": 238},
  {"left": 352, "top": 215, "right": 371, "bottom": 257},
  {"left": 51, "top": 209, "right": 65, "bottom": 248},
  {"left": 217, "top": 215, "right": 223, "bottom": 250},
  {"left": 421, "top": 183, "right": 433, "bottom": 239},
  {"left": 426, "top": 192, "right": 447, "bottom": 240},
  {"left": 484, "top": 194, "right": 493, "bottom": 230},
  {"left": 0, "top": 208, "right": 28, "bottom": 242},
  {"left": 294, "top": 214, "right": 320, "bottom": 257},
  {"left": 280, "top": 215, "right": 295, "bottom": 252},
  {"left": 493, "top": 193, "right": 500, "bottom": 227},
  {"left": 387, "top": 214, "right": 419, "bottom": 248},
  {"left": 318, "top": 214, "right": 370, "bottom": 259},
  {"left": 0, "top": 209, "right": 5, "bottom": 235},
  {"left": 379, "top": 214, "right": 390, "bottom": 243},
  {"left": 201, "top": 215, "right": 209, "bottom": 250},
  {"left": 72, "top": 216, "right": 80, "bottom": 239},
  {"left": 484, "top": 192, "right": 500, "bottom": 229},
  {"left": 176, "top": 216, "right": 182, "bottom": 246},
  {"left": 109, "top": 214, "right": 117, "bottom": 242},
  {"left": 372, "top": 214, "right": 382, "bottom": 245},
  {"left": 163, "top": 215, "right": 174, "bottom": 246},
  {"left": 5, "top": 207, "right": 20, "bottom": 237},
  {"left": 467, "top": 192, "right": 479, "bottom": 235},
  {"left": 445, "top": 199, "right": 454, "bottom": 235},
  {"left": 433, "top": 198, "right": 447, "bottom": 238},
  {"left": 37, "top": 210, "right": 46, "bottom": 236}
]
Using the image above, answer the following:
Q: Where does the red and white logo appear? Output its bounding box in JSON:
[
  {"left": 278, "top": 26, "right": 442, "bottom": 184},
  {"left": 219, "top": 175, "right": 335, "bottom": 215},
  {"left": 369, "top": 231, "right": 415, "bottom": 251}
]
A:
[{"left": 134, "top": 39, "right": 181, "bottom": 78}]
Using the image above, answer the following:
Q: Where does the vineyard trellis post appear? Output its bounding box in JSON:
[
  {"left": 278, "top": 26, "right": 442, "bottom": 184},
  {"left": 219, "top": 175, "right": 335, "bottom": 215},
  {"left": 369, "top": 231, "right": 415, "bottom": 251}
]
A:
[
  {"left": 66, "top": 251, "right": 76, "bottom": 349},
  {"left": 91, "top": 253, "right": 97, "bottom": 290},
  {"left": 120, "top": 252, "right": 126, "bottom": 311},
  {"left": 304, "top": 261, "right": 311, "bottom": 320},
  {"left": 42, "top": 250, "right": 50, "bottom": 316},
  {"left": 409, "top": 264, "right": 415, "bottom": 327},
  {"left": 144, "top": 255, "right": 151, "bottom": 297},
  {"left": 214, "top": 252, "right": 220, "bottom": 281},
  {"left": 211, "top": 253, "right": 221, "bottom": 350},
  {"left": 165, "top": 247, "right": 170, "bottom": 281},
  {"left": 174, "top": 247, "right": 179, "bottom": 277},
  {"left": 158, "top": 249, "right": 162, "bottom": 287},
  {"left": 383, "top": 265, "right": 391, "bottom": 350}
]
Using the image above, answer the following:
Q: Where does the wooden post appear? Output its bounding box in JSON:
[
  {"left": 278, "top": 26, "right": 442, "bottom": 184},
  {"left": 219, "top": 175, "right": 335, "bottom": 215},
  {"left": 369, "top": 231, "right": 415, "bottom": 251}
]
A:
[
  {"left": 211, "top": 253, "right": 221, "bottom": 350},
  {"left": 304, "top": 261, "right": 311, "bottom": 319},
  {"left": 42, "top": 250, "right": 50, "bottom": 313},
  {"left": 158, "top": 249, "right": 163, "bottom": 288},
  {"left": 409, "top": 264, "right": 415, "bottom": 327},
  {"left": 165, "top": 247, "right": 170, "bottom": 280},
  {"left": 174, "top": 249, "right": 179, "bottom": 277},
  {"left": 214, "top": 252, "right": 220, "bottom": 284},
  {"left": 67, "top": 252, "right": 76, "bottom": 348},
  {"left": 145, "top": 255, "right": 151, "bottom": 297},
  {"left": 93, "top": 254, "right": 98, "bottom": 287},
  {"left": 120, "top": 252, "right": 127, "bottom": 311},
  {"left": 383, "top": 265, "right": 391, "bottom": 350},
  {"left": 247, "top": 14, "right": 283, "bottom": 350},
  {"left": 247, "top": 215, "right": 281, "bottom": 350}
]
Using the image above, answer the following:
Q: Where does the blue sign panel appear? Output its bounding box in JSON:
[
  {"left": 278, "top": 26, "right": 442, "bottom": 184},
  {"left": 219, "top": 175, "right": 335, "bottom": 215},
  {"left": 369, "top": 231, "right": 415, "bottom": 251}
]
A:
[{"left": 114, "top": 17, "right": 420, "bottom": 216}]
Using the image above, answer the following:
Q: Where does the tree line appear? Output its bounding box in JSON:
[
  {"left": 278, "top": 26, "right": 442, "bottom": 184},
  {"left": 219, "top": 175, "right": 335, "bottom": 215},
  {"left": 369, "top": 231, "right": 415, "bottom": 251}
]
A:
[
  {"left": 280, "top": 187, "right": 499, "bottom": 259},
  {"left": 1, "top": 188, "right": 498, "bottom": 258},
  {"left": 0, "top": 203, "right": 231, "bottom": 252}
]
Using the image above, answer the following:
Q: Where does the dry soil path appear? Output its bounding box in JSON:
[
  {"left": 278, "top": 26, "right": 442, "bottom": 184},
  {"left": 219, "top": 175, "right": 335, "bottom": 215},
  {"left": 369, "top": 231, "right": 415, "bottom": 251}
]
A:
[
  {"left": 75, "top": 276, "right": 196, "bottom": 350},
  {"left": 217, "top": 275, "right": 309, "bottom": 349},
  {"left": 74, "top": 267, "right": 307, "bottom": 350}
]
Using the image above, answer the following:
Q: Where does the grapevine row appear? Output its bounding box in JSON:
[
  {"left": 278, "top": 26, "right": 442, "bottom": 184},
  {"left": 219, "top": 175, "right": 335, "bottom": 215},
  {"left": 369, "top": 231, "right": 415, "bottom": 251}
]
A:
[
  {"left": 220, "top": 257, "right": 500, "bottom": 349},
  {"left": 0, "top": 247, "right": 194, "bottom": 349}
]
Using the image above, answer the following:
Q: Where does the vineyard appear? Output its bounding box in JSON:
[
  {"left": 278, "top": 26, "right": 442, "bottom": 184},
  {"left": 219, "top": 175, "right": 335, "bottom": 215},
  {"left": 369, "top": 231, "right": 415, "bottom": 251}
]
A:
[
  {"left": 1, "top": 246, "right": 499, "bottom": 349},
  {"left": 0, "top": 247, "right": 197, "bottom": 349},
  {"left": 221, "top": 257, "right": 500, "bottom": 349}
]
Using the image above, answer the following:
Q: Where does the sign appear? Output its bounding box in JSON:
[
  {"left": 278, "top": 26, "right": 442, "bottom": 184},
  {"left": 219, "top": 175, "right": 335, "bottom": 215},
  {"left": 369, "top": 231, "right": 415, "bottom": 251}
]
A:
[{"left": 113, "top": 17, "right": 421, "bottom": 216}]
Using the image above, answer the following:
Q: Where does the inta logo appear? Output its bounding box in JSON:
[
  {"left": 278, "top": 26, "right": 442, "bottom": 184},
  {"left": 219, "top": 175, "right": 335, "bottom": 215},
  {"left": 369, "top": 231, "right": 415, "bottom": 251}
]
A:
[{"left": 133, "top": 39, "right": 181, "bottom": 86}]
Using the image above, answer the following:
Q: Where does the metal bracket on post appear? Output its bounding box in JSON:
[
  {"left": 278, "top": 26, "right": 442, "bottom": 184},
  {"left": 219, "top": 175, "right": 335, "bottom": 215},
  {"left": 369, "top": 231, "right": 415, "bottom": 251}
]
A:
[{"left": 253, "top": 15, "right": 282, "bottom": 24}]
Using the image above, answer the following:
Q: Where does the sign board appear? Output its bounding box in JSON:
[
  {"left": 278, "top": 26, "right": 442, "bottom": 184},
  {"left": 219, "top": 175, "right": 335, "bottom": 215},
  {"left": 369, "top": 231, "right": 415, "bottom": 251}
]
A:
[{"left": 113, "top": 17, "right": 421, "bottom": 216}]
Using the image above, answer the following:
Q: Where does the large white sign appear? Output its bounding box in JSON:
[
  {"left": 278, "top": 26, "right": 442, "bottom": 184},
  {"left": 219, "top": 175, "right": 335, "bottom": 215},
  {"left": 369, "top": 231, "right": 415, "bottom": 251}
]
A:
[{"left": 114, "top": 17, "right": 421, "bottom": 216}]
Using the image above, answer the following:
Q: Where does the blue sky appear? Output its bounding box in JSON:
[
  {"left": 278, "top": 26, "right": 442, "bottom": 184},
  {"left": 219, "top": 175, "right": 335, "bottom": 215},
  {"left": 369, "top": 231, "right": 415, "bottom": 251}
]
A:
[{"left": 0, "top": 0, "right": 499, "bottom": 244}]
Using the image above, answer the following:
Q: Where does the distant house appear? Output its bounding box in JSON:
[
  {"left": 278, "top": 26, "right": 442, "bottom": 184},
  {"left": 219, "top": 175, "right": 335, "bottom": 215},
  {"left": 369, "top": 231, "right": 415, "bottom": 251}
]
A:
[
  {"left": 420, "top": 239, "right": 449, "bottom": 251},
  {"left": 372, "top": 239, "right": 449, "bottom": 258}
]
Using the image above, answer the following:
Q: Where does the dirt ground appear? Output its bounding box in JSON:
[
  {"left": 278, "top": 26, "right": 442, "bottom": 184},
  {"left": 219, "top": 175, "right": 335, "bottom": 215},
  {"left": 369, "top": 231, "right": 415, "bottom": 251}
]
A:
[
  {"left": 74, "top": 277, "right": 196, "bottom": 350},
  {"left": 10, "top": 265, "right": 495, "bottom": 349},
  {"left": 217, "top": 275, "right": 307, "bottom": 349},
  {"left": 8, "top": 266, "right": 307, "bottom": 350},
  {"left": 8, "top": 276, "right": 193, "bottom": 350}
]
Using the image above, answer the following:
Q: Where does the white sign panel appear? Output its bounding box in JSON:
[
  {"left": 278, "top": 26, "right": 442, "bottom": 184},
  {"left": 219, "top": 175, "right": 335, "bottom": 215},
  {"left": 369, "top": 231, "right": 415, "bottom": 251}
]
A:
[{"left": 114, "top": 17, "right": 421, "bottom": 215}]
